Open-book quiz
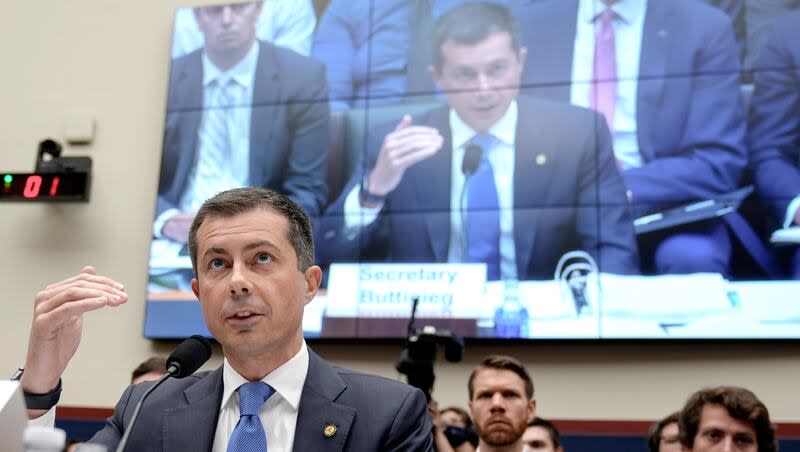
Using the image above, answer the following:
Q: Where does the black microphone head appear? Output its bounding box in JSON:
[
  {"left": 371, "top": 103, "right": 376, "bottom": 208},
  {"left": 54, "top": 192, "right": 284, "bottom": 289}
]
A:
[
  {"left": 462, "top": 144, "right": 483, "bottom": 176},
  {"left": 167, "top": 335, "right": 212, "bottom": 378}
]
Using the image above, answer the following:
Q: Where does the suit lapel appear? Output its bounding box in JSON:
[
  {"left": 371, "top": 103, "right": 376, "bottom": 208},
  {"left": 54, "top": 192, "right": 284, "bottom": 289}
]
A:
[
  {"left": 408, "top": 106, "right": 452, "bottom": 262},
  {"left": 513, "top": 99, "right": 557, "bottom": 276},
  {"left": 168, "top": 51, "right": 204, "bottom": 196},
  {"left": 163, "top": 368, "right": 223, "bottom": 452},
  {"left": 249, "top": 42, "right": 280, "bottom": 185},
  {"left": 637, "top": 1, "right": 671, "bottom": 161},
  {"left": 292, "top": 350, "right": 355, "bottom": 452}
]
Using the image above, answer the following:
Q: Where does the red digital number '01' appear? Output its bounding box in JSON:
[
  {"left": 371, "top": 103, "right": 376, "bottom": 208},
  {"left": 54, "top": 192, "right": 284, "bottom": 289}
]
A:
[{"left": 23, "top": 175, "right": 43, "bottom": 198}]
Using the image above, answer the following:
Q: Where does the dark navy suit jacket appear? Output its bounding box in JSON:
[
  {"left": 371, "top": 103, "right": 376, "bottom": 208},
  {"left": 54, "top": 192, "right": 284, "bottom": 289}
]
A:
[
  {"left": 319, "top": 97, "right": 639, "bottom": 278},
  {"left": 749, "top": 9, "right": 800, "bottom": 226},
  {"left": 158, "top": 41, "right": 330, "bottom": 218},
  {"left": 89, "top": 349, "right": 433, "bottom": 451},
  {"left": 519, "top": 0, "right": 748, "bottom": 216}
]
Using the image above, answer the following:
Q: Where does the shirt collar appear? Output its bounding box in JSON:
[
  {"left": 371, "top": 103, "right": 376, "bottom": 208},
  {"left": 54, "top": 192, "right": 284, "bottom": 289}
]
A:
[
  {"left": 578, "top": 0, "right": 647, "bottom": 25},
  {"left": 221, "top": 340, "right": 309, "bottom": 413},
  {"left": 202, "top": 40, "right": 260, "bottom": 89},
  {"left": 450, "top": 100, "right": 518, "bottom": 151}
]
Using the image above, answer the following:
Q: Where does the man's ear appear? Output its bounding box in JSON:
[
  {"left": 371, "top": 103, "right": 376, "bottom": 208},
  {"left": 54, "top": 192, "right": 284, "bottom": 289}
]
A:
[
  {"left": 428, "top": 65, "right": 442, "bottom": 90},
  {"left": 302, "top": 265, "right": 322, "bottom": 306},
  {"left": 191, "top": 278, "right": 200, "bottom": 300},
  {"left": 527, "top": 398, "right": 537, "bottom": 422}
]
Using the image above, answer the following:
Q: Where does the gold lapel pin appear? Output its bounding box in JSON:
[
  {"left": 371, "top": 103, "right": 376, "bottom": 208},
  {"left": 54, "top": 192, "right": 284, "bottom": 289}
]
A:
[
  {"left": 536, "top": 154, "right": 547, "bottom": 166},
  {"left": 324, "top": 424, "right": 337, "bottom": 437}
]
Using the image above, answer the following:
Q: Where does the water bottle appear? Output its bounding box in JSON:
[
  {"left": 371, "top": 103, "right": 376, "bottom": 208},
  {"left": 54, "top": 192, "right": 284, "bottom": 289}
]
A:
[{"left": 493, "top": 279, "right": 529, "bottom": 338}]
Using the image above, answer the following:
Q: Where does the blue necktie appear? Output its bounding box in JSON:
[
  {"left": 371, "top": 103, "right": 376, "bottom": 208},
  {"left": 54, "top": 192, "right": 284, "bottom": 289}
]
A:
[
  {"left": 227, "top": 381, "right": 275, "bottom": 452},
  {"left": 465, "top": 133, "right": 501, "bottom": 281}
]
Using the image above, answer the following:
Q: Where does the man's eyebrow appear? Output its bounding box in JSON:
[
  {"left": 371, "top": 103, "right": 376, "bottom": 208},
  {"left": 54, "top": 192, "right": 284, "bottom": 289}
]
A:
[
  {"left": 202, "top": 247, "right": 229, "bottom": 258},
  {"left": 243, "top": 240, "right": 279, "bottom": 252}
]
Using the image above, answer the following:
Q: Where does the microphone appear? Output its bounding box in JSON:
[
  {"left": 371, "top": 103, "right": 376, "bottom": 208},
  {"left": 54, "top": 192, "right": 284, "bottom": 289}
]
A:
[
  {"left": 460, "top": 144, "right": 484, "bottom": 257},
  {"left": 461, "top": 144, "right": 483, "bottom": 177},
  {"left": 116, "top": 335, "right": 212, "bottom": 452}
]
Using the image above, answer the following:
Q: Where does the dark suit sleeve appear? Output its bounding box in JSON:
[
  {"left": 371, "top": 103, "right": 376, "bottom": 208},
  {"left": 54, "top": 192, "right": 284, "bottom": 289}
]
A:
[
  {"left": 749, "top": 15, "right": 800, "bottom": 224},
  {"left": 87, "top": 384, "right": 136, "bottom": 449},
  {"left": 312, "top": 0, "right": 357, "bottom": 110},
  {"left": 381, "top": 388, "right": 434, "bottom": 452},
  {"left": 316, "top": 121, "right": 397, "bottom": 265},
  {"left": 623, "top": 14, "right": 747, "bottom": 215},
  {"left": 282, "top": 60, "right": 331, "bottom": 217},
  {"left": 578, "top": 115, "right": 640, "bottom": 275}
]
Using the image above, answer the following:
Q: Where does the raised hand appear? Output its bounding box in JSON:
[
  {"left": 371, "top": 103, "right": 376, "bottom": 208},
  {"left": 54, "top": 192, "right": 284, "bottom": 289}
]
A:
[
  {"left": 22, "top": 266, "right": 127, "bottom": 418},
  {"left": 365, "top": 115, "right": 444, "bottom": 198}
]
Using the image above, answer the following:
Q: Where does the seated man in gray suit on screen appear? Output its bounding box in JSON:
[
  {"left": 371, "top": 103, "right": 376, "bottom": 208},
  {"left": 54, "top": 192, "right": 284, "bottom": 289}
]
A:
[{"left": 151, "top": 1, "right": 330, "bottom": 291}]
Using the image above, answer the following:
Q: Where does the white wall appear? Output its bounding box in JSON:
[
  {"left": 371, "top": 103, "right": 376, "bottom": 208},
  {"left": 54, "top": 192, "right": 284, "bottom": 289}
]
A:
[{"left": 0, "top": 0, "right": 798, "bottom": 422}]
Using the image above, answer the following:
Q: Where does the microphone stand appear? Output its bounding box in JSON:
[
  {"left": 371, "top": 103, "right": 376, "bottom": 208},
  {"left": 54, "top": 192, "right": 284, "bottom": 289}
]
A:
[{"left": 115, "top": 363, "right": 180, "bottom": 452}]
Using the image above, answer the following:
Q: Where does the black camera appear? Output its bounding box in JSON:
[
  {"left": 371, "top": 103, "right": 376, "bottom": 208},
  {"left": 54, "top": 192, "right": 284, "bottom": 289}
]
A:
[{"left": 395, "top": 325, "right": 464, "bottom": 401}]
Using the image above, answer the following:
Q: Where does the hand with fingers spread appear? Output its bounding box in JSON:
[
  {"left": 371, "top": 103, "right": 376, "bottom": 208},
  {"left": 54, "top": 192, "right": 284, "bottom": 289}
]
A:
[
  {"left": 365, "top": 115, "right": 444, "bottom": 200},
  {"left": 22, "top": 266, "right": 127, "bottom": 418}
]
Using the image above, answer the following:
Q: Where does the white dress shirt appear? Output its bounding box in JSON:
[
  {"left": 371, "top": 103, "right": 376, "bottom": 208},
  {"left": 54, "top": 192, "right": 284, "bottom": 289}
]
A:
[
  {"left": 153, "top": 42, "right": 258, "bottom": 239},
  {"left": 344, "top": 101, "right": 520, "bottom": 280},
  {"left": 212, "top": 342, "right": 309, "bottom": 452},
  {"left": 570, "top": 0, "right": 647, "bottom": 170}
]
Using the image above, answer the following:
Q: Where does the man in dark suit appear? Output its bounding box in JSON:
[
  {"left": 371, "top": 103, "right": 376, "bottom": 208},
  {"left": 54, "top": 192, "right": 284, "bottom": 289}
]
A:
[
  {"left": 21, "top": 188, "right": 433, "bottom": 451},
  {"left": 519, "top": 0, "right": 748, "bottom": 276},
  {"left": 318, "top": 2, "right": 639, "bottom": 280},
  {"left": 150, "top": 2, "right": 329, "bottom": 291},
  {"left": 156, "top": 2, "right": 329, "bottom": 242},
  {"left": 749, "top": 9, "right": 800, "bottom": 279}
]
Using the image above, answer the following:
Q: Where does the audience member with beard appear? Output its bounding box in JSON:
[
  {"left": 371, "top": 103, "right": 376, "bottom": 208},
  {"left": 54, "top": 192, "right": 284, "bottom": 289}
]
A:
[{"left": 467, "top": 355, "right": 536, "bottom": 452}]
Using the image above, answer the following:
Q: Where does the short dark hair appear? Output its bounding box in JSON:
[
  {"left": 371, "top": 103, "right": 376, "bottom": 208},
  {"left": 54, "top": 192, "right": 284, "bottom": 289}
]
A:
[
  {"left": 188, "top": 187, "right": 315, "bottom": 276},
  {"left": 647, "top": 412, "right": 680, "bottom": 452},
  {"left": 441, "top": 406, "right": 472, "bottom": 428},
  {"left": 468, "top": 355, "right": 534, "bottom": 400},
  {"left": 131, "top": 357, "right": 167, "bottom": 383},
  {"left": 529, "top": 417, "right": 562, "bottom": 449},
  {"left": 431, "top": 2, "right": 522, "bottom": 69},
  {"left": 679, "top": 386, "right": 776, "bottom": 452}
]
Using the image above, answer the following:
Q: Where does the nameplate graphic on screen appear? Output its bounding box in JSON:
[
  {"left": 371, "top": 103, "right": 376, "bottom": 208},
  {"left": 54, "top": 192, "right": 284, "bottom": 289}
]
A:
[{"left": 325, "top": 263, "right": 487, "bottom": 318}]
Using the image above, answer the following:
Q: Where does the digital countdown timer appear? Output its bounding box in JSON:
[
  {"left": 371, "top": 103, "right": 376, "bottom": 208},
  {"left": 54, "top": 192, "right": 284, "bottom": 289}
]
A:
[{"left": 1, "top": 173, "right": 90, "bottom": 202}]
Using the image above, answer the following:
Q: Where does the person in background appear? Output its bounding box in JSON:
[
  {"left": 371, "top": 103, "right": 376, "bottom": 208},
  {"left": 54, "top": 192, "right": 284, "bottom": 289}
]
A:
[
  {"left": 520, "top": 0, "right": 747, "bottom": 276},
  {"left": 151, "top": 1, "right": 330, "bottom": 291},
  {"left": 748, "top": 8, "right": 800, "bottom": 279},
  {"left": 522, "top": 417, "right": 564, "bottom": 452},
  {"left": 171, "top": 0, "right": 316, "bottom": 58},
  {"left": 647, "top": 412, "right": 684, "bottom": 452},
  {"left": 678, "top": 386, "right": 776, "bottom": 452},
  {"left": 467, "top": 355, "right": 536, "bottom": 452},
  {"left": 131, "top": 356, "right": 167, "bottom": 384}
]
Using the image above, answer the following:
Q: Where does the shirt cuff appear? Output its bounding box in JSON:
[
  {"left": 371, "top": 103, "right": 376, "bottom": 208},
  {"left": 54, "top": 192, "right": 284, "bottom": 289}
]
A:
[
  {"left": 784, "top": 196, "right": 800, "bottom": 228},
  {"left": 153, "top": 208, "right": 181, "bottom": 238},
  {"left": 343, "top": 185, "right": 383, "bottom": 239},
  {"left": 27, "top": 406, "right": 56, "bottom": 428}
]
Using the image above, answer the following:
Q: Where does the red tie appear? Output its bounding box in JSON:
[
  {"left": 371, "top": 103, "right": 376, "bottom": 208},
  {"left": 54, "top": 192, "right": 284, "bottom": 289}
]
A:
[{"left": 590, "top": 7, "right": 617, "bottom": 134}]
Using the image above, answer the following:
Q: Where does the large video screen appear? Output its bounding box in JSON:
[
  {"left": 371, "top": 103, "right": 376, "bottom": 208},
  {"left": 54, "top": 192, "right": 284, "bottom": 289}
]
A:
[{"left": 145, "top": 0, "right": 800, "bottom": 340}]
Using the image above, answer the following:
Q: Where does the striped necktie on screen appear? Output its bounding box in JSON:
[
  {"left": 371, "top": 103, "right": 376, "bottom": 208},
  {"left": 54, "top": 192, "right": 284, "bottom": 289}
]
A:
[
  {"left": 590, "top": 6, "right": 618, "bottom": 134},
  {"left": 195, "top": 77, "right": 235, "bottom": 205}
]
